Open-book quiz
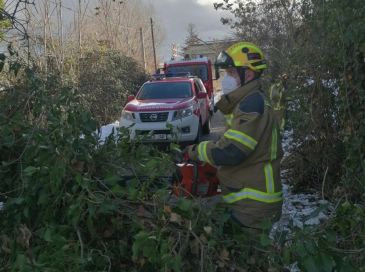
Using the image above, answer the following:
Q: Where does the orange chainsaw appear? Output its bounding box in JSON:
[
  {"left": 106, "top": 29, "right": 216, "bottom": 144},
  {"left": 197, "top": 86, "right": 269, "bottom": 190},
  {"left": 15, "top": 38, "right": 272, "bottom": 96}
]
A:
[{"left": 173, "top": 161, "right": 221, "bottom": 197}]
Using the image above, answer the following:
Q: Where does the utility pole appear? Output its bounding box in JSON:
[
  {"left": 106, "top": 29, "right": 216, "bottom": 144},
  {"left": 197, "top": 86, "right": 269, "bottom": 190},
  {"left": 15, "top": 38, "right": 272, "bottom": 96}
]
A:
[
  {"left": 78, "top": 0, "right": 82, "bottom": 56},
  {"left": 43, "top": 0, "right": 49, "bottom": 73},
  {"left": 140, "top": 27, "right": 146, "bottom": 70},
  {"left": 57, "top": 0, "right": 64, "bottom": 77},
  {"left": 150, "top": 17, "right": 157, "bottom": 71},
  {"left": 24, "top": 2, "right": 31, "bottom": 66}
]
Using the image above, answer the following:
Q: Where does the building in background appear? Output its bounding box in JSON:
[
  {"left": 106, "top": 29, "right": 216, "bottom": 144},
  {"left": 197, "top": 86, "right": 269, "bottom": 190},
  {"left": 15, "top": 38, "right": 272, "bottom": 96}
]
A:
[{"left": 182, "top": 39, "right": 237, "bottom": 64}]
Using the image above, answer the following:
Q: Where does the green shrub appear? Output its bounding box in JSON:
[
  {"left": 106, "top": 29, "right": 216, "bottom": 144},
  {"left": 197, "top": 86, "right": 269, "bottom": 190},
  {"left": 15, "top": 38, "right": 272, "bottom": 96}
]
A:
[
  {"left": 0, "top": 57, "right": 175, "bottom": 271},
  {"left": 1, "top": 60, "right": 362, "bottom": 270},
  {"left": 78, "top": 50, "right": 147, "bottom": 125}
]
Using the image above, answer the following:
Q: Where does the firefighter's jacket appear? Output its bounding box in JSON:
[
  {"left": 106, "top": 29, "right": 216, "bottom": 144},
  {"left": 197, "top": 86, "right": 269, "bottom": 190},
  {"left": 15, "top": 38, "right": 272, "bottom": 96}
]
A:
[{"left": 191, "top": 80, "right": 283, "bottom": 228}]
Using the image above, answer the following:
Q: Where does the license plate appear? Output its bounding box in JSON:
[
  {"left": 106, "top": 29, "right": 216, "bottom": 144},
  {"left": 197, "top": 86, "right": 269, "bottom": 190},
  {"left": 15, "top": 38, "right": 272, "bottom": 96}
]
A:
[{"left": 153, "top": 134, "right": 167, "bottom": 140}]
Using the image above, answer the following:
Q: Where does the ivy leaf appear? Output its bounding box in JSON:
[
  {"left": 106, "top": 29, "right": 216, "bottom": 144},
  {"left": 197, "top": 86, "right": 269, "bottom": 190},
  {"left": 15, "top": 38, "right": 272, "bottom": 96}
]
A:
[
  {"left": 260, "top": 233, "right": 271, "bottom": 247},
  {"left": 14, "top": 254, "right": 28, "bottom": 269},
  {"left": 302, "top": 256, "right": 319, "bottom": 272},
  {"left": 295, "top": 241, "right": 307, "bottom": 258},
  {"left": 176, "top": 198, "right": 192, "bottom": 212},
  {"left": 318, "top": 253, "right": 334, "bottom": 272},
  {"left": 132, "top": 231, "right": 149, "bottom": 259},
  {"left": 304, "top": 240, "right": 317, "bottom": 255},
  {"left": 37, "top": 190, "right": 48, "bottom": 205},
  {"left": 44, "top": 228, "right": 53, "bottom": 242},
  {"left": 111, "top": 184, "right": 125, "bottom": 194},
  {"left": 104, "top": 175, "right": 120, "bottom": 186},
  {"left": 324, "top": 230, "right": 336, "bottom": 242},
  {"left": 23, "top": 166, "right": 39, "bottom": 177},
  {"left": 283, "top": 248, "right": 291, "bottom": 264},
  {"left": 142, "top": 238, "right": 158, "bottom": 262},
  {"left": 11, "top": 197, "right": 24, "bottom": 205},
  {"left": 163, "top": 255, "right": 182, "bottom": 271}
]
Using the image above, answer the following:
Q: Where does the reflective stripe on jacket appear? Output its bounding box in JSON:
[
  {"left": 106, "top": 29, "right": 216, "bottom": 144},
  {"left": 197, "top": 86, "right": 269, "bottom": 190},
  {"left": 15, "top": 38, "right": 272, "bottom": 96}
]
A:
[{"left": 222, "top": 127, "right": 282, "bottom": 204}]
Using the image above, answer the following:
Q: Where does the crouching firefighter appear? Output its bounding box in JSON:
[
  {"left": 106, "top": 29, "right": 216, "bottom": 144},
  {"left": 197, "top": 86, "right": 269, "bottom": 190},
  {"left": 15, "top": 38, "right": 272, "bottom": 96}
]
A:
[{"left": 184, "top": 42, "right": 283, "bottom": 230}]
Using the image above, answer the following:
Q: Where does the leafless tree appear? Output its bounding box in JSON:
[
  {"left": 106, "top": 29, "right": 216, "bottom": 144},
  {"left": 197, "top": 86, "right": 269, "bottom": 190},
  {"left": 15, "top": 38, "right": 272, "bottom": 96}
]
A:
[
  {"left": 1, "top": 0, "right": 34, "bottom": 40},
  {"left": 184, "top": 23, "right": 200, "bottom": 47},
  {"left": 2, "top": 0, "right": 164, "bottom": 74},
  {"left": 83, "top": 0, "right": 164, "bottom": 71}
]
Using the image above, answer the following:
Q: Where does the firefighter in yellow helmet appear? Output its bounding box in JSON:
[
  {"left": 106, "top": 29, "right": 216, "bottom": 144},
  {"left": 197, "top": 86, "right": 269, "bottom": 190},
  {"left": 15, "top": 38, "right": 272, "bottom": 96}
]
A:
[{"left": 184, "top": 42, "right": 283, "bottom": 229}]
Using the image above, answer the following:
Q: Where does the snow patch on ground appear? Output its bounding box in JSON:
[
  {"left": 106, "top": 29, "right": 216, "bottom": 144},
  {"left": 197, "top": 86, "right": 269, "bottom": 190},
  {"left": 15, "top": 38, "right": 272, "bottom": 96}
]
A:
[
  {"left": 282, "top": 129, "right": 295, "bottom": 157},
  {"left": 96, "top": 120, "right": 120, "bottom": 143},
  {"left": 273, "top": 129, "right": 334, "bottom": 272},
  {"left": 271, "top": 129, "right": 334, "bottom": 236},
  {"left": 272, "top": 183, "right": 333, "bottom": 234}
]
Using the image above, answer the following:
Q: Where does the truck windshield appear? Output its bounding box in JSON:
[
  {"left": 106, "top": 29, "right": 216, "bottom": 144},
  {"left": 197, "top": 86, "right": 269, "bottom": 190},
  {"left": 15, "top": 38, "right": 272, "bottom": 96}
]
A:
[
  {"left": 137, "top": 82, "right": 192, "bottom": 99},
  {"left": 167, "top": 65, "right": 208, "bottom": 81}
]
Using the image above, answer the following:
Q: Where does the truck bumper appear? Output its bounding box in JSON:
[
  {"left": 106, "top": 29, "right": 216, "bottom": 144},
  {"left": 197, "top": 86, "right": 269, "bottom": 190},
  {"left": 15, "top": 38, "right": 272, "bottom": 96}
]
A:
[{"left": 119, "top": 115, "right": 199, "bottom": 142}]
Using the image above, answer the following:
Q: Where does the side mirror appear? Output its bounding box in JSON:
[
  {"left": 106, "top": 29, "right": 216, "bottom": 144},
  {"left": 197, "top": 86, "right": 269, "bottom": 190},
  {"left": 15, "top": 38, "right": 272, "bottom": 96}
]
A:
[
  {"left": 127, "top": 95, "right": 135, "bottom": 102},
  {"left": 197, "top": 92, "right": 207, "bottom": 99}
]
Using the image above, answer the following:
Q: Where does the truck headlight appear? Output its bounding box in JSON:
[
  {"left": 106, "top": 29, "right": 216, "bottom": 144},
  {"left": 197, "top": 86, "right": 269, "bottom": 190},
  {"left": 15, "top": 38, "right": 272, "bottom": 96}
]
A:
[
  {"left": 172, "top": 106, "right": 193, "bottom": 120},
  {"left": 121, "top": 110, "right": 135, "bottom": 121}
]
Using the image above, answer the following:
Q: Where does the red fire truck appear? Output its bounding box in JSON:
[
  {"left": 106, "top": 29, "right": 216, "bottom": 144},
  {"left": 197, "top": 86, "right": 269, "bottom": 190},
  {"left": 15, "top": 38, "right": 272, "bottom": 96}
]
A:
[{"left": 163, "top": 56, "right": 214, "bottom": 114}]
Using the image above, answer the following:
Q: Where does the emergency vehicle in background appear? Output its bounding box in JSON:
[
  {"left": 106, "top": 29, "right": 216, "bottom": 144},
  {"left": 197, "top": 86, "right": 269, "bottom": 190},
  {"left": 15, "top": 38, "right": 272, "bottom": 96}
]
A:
[
  {"left": 163, "top": 56, "right": 215, "bottom": 114},
  {"left": 119, "top": 75, "right": 211, "bottom": 144}
]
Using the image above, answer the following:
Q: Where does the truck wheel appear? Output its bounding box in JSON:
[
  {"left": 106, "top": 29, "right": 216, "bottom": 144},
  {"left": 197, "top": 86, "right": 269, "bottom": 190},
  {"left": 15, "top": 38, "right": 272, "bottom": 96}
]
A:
[
  {"left": 202, "top": 117, "right": 211, "bottom": 135},
  {"left": 194, "top": 122, "right": 202, "bottom": 144}
]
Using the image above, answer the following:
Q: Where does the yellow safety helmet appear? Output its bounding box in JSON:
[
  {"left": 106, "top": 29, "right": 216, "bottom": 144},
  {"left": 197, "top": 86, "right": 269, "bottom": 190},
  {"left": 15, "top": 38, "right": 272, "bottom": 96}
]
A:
[{"left": 215, "top": 42, "right": 267, "bottom": 72}]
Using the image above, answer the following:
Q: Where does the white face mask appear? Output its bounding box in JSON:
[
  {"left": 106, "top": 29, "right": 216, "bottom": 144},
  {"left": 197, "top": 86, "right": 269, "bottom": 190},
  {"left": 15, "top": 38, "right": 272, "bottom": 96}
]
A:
[{"left": 221, "top": 74, "right": 239, "bottom": 95}]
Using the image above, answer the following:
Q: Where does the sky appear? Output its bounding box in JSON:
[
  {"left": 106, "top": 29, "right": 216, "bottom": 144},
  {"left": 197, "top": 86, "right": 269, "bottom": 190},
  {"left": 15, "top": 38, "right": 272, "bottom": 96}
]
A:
[
  {"left": 2, "top": 0, "right": 233, "bottom": 60},
  {"left": 144, "top": 0, "right": 234, "bottom": 60},
  {"left": 54, "top": 0, "right": 234, "bottom": 60}
]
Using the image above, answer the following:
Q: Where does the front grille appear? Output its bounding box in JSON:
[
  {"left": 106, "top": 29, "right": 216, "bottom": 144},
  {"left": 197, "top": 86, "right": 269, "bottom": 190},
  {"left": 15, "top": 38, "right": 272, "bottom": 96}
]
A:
[
  {"left": 140, "top": 112, "right": 169, "bottom": 122},
  {"left": 136, "top": 129, "right": 171, "bottom": 135}
]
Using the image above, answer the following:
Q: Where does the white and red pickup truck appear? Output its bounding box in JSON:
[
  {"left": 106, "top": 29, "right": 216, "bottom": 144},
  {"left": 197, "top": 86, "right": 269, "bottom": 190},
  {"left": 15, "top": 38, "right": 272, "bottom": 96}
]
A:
[{"left": 119, "top": 75, "right": 211, "bottom": 143}]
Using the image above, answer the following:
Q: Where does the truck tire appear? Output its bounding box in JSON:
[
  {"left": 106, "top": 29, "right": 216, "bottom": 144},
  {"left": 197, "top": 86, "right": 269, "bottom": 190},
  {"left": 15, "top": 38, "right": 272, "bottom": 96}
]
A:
[
  {"left": 202, "top": 117, "right": 211, "bottom": 135},
  {"left": 194, "top": 122, "right": 202, "bottom": 144},
  {"left": 210, "top": 95, "right": 215, "bottom": 115}
]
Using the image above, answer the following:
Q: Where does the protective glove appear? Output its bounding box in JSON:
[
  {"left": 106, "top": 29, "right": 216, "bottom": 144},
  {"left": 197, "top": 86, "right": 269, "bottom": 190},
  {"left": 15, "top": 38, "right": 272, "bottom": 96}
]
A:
[{"left": 182, "top": 144, "right": 199, "bottom": 162}]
